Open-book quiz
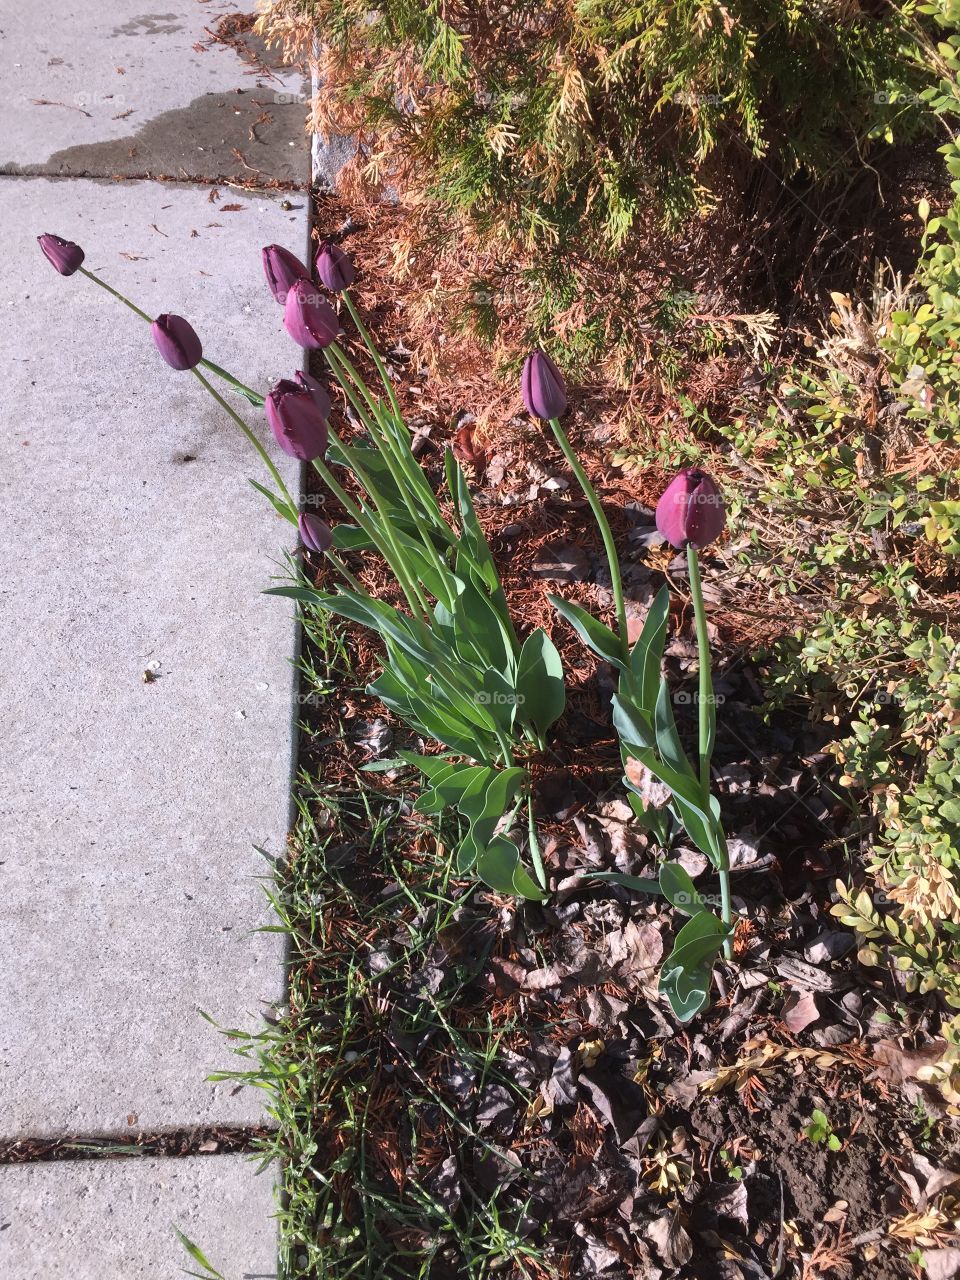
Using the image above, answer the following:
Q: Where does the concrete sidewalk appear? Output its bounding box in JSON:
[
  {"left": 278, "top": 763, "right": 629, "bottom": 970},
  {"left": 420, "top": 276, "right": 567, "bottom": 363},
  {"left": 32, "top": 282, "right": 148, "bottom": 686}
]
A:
[{"left": 0, "top": 2, "right": 311, "bottom": 1276}]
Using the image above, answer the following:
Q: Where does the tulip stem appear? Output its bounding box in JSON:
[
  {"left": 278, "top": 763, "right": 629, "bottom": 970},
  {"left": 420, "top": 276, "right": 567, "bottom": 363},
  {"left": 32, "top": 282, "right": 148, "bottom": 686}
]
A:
[
  {"left": 78, "top": 267, "right": 264, "bottom": 404},
  {"left": 325, "top": 426, "right": 435, "bottom": 620},
  {"left": 547, "top": 417, "right": 629, "bottom": 665},
  {"left": 310, "top": 456, "right": 433, "bottom": 642},
  {"left": 686, "top": 543, "right": 732, "bottom": 959},
  {"left": 527, "top": 792, "right": 547, "bottom": 892},
  {"left": 325, "top": 551, "right": 366, "bottom": 595},
  {"left": 190, "top": 369, "right": 296, "bottom": 521},
  {"left": 342, "top": 292, "right": 403, "bottom": 420},
  {"left": 323, "top": 350, "right": 454, "bottom": 596}
]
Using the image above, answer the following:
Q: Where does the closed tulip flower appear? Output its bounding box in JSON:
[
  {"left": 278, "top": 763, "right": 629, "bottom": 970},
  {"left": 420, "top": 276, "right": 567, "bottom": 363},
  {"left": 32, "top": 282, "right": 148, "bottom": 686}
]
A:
[
  {"left": 283, "top": 278, "right": 340, "bottom": 349},
  {"left": 38, "top": 233, "right": 85, "bottom": 276},
  {"left": 521, "top": 350, "right": 567, "bottom": 420},
  {"left": 262, "top": 244, "right": 311, "bottom": 304},
  {"left": 655, "top": 468, "right": 726, "bottom": 550},
  {"left": 315, "top": 240, "right": 355, "bottom": 292},
  {"left": 298, "top": 512, "right": 332, "bottom": 554},
  {"left": 152, "top": 313, "right": 203, "bottom": 370},
  {"left": 294, "top": 370, "right": 331, "bottom": 421},
  {"left": 266, "top": 376, "right": 329, "bottom": 461}
]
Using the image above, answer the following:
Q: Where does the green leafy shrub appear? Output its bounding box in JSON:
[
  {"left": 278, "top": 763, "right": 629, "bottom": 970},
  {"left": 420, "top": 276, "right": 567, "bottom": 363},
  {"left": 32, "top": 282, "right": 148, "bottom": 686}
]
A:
[
  {"left": 765, "top": 616, "right": 960, "bottom": 953},
  {"left": 264, "top": 0, "right": 934, "bottom": 374}
]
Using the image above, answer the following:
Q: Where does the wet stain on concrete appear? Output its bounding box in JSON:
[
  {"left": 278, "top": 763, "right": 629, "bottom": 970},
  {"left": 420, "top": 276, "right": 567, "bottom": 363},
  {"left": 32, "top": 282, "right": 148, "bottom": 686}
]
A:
[
  {"left": 2, "top": 86, "right": 310, "bottom": 185},
  {"left": 111, "top": 14, "right": 185, "bottom": 38}
]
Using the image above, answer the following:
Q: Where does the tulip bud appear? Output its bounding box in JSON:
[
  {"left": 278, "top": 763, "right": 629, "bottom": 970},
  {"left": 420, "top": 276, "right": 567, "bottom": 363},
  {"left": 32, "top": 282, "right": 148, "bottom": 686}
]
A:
[
  {"left": 262, "top": 244, "right": 311, "bottom": 304},
  {"left": 521, "top": 350, "right": 567, "bottom": 420},
  {"left": 294, "top": 371, "right": 331, "bottom": 421},
  {"left": 298, "top": 512, "right": 332, "bottom": 554},
  {"left": 38, "top": 233, "right": 84, "bottom": 276},
  {"left": 283, "top": 278, "right": 340, "bottom": 349},
  {"left": 655, "top": 468, "right": 726, "bottom": 550},
  {"left": 151, "top": 313, "right": 203, "bottom": 371},
  {"left": 266, "top": 376, "right": 330, "bottom": 461},
  {"left": 315, "top": 240, "right": 355, "bottom": 292}
]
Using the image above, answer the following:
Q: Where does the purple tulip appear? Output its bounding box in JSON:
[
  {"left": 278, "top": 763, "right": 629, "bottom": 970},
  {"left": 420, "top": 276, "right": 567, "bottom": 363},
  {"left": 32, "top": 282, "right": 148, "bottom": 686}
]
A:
[
  {"left": 521, "top": 350, "right": 567, "bottom": 420},
  {"left": 38, "top": 233, "right": 84, "bottom": 276},
  {"left": 283, "top": 278, "right": 340, "bottom": 349},
  {"left": 655, "top": 469, "right": 726, "bottom": 550},
  {"left": 266, "top": 376, "right": 329, "bottom": 461},
  {"left": 298, "top": 512, "right": 333, "bottom": 554},
  {"left": 262, "top": 244, "right": 311, "bottom": 304},
  {"left": 294, "top": 370, "right": 331, "bottom": 421},
  {"left": 315, "top": 240, "right": 355, "bottom": 292},
  {"left": 151, "top": 314, "right": 203, "bottom": 371}
]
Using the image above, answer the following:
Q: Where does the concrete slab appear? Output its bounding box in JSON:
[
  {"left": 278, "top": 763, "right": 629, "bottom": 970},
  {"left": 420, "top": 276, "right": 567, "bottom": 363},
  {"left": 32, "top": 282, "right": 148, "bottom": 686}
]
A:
[
  {"left": 0, "top": 1155, "right": 276, "bottom": 1280},
  {"left": 2, "top": 1, "right": 309, "bottom": 184},
  {"left": 0, "top": 174, "right": 304, "bottom": 1136}
]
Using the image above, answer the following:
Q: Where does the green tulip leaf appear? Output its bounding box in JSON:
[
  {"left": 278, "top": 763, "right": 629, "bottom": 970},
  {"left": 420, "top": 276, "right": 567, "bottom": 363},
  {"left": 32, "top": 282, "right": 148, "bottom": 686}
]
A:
[
  {"left": 451, "top": 580, "right": 513, "bottom": 675},
  {"left": 415, "top": 765, "right": 493, "bottom": 815},
  {"left": 446, "top": 450, "right": 500, "bottom": 592},
  {"left": 658, "top": 863, "right": 707, "bottom": 916},
  {"left": 515, "top": 628, "right": 566, "bottom": 733},
  {"left": 330, "top": 524, "right": 376, "bottom": 551},
  {"left": 623, "top": 746, "right": 726, "bottom": 867},
  {"left": 629, "top": 585, "right": 670, "bottom": 709},
  {"left": 476, "top": 836, "right": 545, "bottom": 902},
  {"left": 654, "top": 677, "right": 691, "bottom": 777},
  {"left": 581, "top": 871, "right": 661, "bottom": 894},
  {"left": 612, "top": 692, "right": 655, "bottom": 751},
  {"left": 659, "top": 909, "right": 730, "bottom": 1023},
  {"left": 248, "top": 479, "right": 297, "bottom": 525},
  {"left": 549, "top": 595, "right": 627, "bottom": 671},
  {"left": 396, "top": 751, "right": 462, "bottom": 784}
]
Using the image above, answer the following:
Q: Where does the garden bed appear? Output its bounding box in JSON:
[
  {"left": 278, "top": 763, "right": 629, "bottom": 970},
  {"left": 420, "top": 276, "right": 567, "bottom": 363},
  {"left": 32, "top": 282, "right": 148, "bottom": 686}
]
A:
[{"left": 206, "top": 193, "right": 960, "bottom": 1277}]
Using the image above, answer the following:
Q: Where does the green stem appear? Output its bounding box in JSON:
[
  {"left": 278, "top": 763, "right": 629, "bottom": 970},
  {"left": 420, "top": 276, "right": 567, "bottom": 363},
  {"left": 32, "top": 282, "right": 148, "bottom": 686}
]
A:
[
  {"left": 325, "top": 551, "right": 365, "bottom": 594},
  {"left": 342, "top": 291, "right": 403, "bottom": 419},
  {"left": 323, "top": 353, "right": 454, "bottom": 595},
  {"left": 310, "top": 456, "right": 432, "bottom": 643},
  {"left": 686, "top": 543, "right": 732, "bottom": 959},
  {"left": 325, "top": 344, "right": 450, "bottom": 540},
  {"left": 79, "top": 267, "right": 264, "bottom": 403},
  {"left": 190, "top": 369, "right": 296, "bottom": 519},
  {"left": 325, "top": 425, "right": 434, "bottom": 619},
  {"left": 526, "top": 791, "right": 547, "bottom": 892},
  {"left": 547, "top": 417, "right": 629, "bottom": 664}
]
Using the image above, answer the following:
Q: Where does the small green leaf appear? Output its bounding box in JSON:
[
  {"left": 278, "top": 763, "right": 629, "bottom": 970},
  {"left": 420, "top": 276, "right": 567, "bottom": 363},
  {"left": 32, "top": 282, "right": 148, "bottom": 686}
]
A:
[
  {"left": 582, "top": 871, "right": 662, "bottom": 894},
  {"left": 654, "top": 677, "right": 690, "bottom": 776},
  {"left": 248, "top": 479, "right": 297, "bottom": 525},
  {"left": 172, "top": 1227, "right": 225, "bottom": 1279},
  {"left": 415, "top": 765, "right": 492, "bottom": 814},
  {"left": 476, "top": 836, "right": 545, "bottom": 901},
  {"left": 549, "top": 595, "right": 627, "bottom": 670},
  {"left": 396, "top": 751, "right": 461, "bottom": 783}
]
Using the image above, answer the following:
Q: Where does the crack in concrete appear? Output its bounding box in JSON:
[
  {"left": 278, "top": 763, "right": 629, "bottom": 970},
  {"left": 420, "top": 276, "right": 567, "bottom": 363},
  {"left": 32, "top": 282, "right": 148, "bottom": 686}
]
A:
[{"left": 0, "top": 1126, "right": 274, "bottom": 1165}]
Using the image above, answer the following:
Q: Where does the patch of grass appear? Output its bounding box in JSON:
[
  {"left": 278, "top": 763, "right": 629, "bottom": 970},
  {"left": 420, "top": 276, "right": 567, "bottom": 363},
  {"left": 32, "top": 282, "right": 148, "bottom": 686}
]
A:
[{"left": 207, "top": 609, "right": 553, "bottom": 1280}]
